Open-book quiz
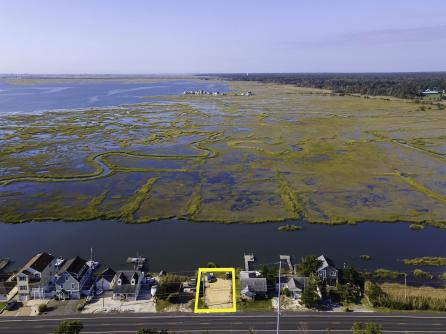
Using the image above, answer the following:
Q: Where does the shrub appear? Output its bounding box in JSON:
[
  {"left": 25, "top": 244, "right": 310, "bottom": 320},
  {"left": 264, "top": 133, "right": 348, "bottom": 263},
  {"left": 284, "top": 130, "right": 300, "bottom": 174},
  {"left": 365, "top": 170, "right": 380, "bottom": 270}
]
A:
[
  {"left": 53, "top": 320, "right": 83, "bottom": 334},
  {"left": 360, "top": 255, "right": 371, "bottom": 261},
  {"left": 352, "top": 322, "right": 383, "bottom": 334},
  {"left": 278, "top": 224, "right": 302, "bottom": 232},
  {"left": 413, "top": 269, "right": 433, "bottom": 280},
  {"left": 156, "top": 274, "right": 186, "bottom": 300},
  {"left": 38, "top": 303, "right": 47, "bottom": 314},
  {"left": 403, "top": 257, "right": 446, "bottom": 266},
  {"left": 373, "top": 269, "right": 404, "bottom": 279},
  {"left": 136, "top": 330, "right": 168, "bottom": 334}
]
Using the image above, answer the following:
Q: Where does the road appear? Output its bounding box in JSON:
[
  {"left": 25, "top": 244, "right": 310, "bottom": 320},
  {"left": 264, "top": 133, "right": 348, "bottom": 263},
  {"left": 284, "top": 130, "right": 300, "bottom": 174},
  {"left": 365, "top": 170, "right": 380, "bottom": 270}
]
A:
[{"left": 0, "top": 312, "right": 446, "bottom": 333}]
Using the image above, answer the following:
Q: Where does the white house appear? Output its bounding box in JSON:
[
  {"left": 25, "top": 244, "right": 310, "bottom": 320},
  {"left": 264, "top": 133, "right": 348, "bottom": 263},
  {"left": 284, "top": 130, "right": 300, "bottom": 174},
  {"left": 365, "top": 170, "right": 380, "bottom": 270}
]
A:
[{"left": 12, "top": 252, "right": 57, "bottom": 301}]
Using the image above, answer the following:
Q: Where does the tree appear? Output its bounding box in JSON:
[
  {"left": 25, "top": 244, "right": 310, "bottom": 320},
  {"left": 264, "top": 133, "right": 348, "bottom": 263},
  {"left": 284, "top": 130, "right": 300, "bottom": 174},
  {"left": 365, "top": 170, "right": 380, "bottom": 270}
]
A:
[
  {"left": 335, "top": 283, "right": 361, "bottom": 304},
  {"left": 207, "top": 262, "right": 217, "bottom": 268},
  {"left": 261, "top": 265, "right": 276, "bottom": 287},
  {"left": 352, "top": 322, "right": 383, "bottom": 334},
  {"left": 365, "top": 282, "right": 385, "bottom": 307},
  {"left": 341, "top": 266, "right": 363, "bottom": 286},
  {"left": 297, "top": 255, "right": 322, "bottom": 276},
  {"left": 301, "top": 273, "right": 320, "bottom": 308},
  {"left": 155, "top": 274, "right": 185, "bottom": 300},
  {"left": 53, "top": 320, "right": 83, "bottom": 334}
]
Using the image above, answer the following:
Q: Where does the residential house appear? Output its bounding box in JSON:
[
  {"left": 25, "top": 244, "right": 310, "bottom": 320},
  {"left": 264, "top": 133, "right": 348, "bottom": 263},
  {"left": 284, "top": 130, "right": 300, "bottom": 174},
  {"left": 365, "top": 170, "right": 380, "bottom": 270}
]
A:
[
  {"left": 283, "top": 277, "right": 308, "bottom": 300},
  {"left": 95, "top": 267, "right": 116, "bottom": 291},
  {"left": 111, "top": 270, "right": 143, "bottom": 301},
  {"left": 12, "top": 252, "right": 57, "bottom": 301},
  {"left": 55, "top": 256, "right": 92, "bottom": 300},
  {"left": 239, "top": 271, "right": 267, "bottom": 300},
  {"left": 316, "top": 255, "right": 338, "bottom": 286},
  {"left": 0, "top": 281, "right": 16, "bottom": 302}
]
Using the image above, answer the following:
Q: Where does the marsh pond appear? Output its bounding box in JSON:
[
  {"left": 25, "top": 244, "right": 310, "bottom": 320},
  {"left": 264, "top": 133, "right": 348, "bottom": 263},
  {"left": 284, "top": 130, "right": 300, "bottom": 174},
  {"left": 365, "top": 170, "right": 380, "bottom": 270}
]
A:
[{"left": 0, "top": 78, "right": 445, "bottom": 272}]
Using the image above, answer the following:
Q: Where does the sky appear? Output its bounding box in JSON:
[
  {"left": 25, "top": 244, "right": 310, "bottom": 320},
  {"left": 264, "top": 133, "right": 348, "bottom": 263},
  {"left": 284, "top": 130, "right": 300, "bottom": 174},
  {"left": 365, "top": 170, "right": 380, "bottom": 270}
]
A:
[{"left": 1, "top": 0, "right": 446, "bottom": 74}]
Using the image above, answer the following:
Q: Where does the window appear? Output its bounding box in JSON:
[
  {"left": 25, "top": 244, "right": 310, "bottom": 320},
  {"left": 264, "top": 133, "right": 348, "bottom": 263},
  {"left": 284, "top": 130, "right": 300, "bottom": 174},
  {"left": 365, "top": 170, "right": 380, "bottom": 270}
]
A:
[
  {"left": 19, "top": 276, "right": 27, "bottom": 281},
  {"left": 131, "top": 279, "right": 135, "bottom": 285},
  {"left": 19, "top": 286, "right": 27, "bottom": 291},
  {"left": 71, "top": 283, "right": 75, "bottom": 290},
  {"left": 117, "top": 279, "right": 122, "bottom": 286}
]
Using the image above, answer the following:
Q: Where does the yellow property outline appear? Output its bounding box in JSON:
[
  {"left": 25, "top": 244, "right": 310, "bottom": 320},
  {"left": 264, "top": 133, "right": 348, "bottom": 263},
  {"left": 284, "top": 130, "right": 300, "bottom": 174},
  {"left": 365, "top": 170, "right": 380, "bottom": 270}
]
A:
[{"left": 194, "top": 267, "right": 236, "bottom": 313}]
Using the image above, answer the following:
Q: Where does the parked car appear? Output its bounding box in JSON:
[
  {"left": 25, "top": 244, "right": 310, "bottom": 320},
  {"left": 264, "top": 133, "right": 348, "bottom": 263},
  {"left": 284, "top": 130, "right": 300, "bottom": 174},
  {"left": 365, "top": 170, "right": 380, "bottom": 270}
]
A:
[{"left": 5, "top": 300, "right": 17, "bottom": 311}]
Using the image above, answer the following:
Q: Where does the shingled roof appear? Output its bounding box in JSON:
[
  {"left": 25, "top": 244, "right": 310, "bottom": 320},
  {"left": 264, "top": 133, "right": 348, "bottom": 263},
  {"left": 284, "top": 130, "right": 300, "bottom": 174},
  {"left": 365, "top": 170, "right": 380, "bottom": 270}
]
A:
[
  {"left": 58, "top": 256, "right": 86, "bottom": 275},
  {"left": 22, "top": 252, "right": 54, "bottom": 273}
]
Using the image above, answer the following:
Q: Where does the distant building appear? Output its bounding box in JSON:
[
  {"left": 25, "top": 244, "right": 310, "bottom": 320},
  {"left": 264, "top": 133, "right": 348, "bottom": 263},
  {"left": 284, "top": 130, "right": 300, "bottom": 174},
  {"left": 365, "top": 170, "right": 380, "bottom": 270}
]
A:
[
  {"left": 111, "top": 270, "right": 144, "bottom": 301},
  {"left": 422, "top": 89, "right": 440, "bottom": 95},
  {"left": 316, "top": 255, "right": 338, "bottom": 286}
]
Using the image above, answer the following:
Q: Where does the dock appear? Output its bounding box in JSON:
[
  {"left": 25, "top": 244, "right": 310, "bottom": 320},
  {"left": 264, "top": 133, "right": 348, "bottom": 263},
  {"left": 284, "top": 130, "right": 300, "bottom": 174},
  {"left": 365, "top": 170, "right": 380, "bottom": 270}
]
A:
[
  {"left": 0, "top": 258, "right": 10, "bottom": 272},
  {"left": 127, "top": 256, "right": 146, "bottom": 271}
]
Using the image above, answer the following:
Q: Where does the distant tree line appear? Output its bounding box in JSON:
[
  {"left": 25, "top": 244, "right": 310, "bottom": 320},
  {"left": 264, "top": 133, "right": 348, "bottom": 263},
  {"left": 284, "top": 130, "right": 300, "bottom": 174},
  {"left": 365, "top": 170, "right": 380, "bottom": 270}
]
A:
[{"left": 210, "top": 73, "right": 446, "bottom": 99}]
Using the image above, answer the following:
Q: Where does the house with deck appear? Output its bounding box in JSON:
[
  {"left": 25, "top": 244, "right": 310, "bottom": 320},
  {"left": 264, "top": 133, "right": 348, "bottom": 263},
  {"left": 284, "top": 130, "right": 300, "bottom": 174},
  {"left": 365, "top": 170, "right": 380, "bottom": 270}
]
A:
[
  {"left": 111, "top": 270, "right": 144, "bottom": 301},
  {"left": 316, "top": 255, "right": 338, "bottom": 286},
  {"left": 55, "top": 256, "right": 92, "bottom": 300},
  {"left": 239, "top": 271, "right": 268, "bottom": 300},
  {"left": 11, "top": 252, "right": 57, "bottom": 301}
]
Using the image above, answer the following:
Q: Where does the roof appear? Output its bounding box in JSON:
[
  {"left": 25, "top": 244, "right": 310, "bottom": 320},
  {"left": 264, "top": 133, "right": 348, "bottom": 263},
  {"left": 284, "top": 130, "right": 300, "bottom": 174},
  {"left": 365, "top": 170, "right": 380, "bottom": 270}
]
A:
[
  {"left": 286, "top": 277, "right": 307, "bottom": 291},
  {"left": 317, "top": 255, "right": 337, "bottom": 271},
  {"left": 240, "top": 277, "right": 267, "bottom": 293},
  {"left": 58, "top": 256, "right": 87, "bottom": 275},
  {"left": 0, "top": 281, "right": 16, "bottom": 295},
  {"left": 113, "top": 271, "right": 142, "bottom": 295},
  {"left": 22, "top": 252, "right": 54, "bottom": 273},
  {"left": 98, "top": 268, "right": 116, "bottom": 282}
]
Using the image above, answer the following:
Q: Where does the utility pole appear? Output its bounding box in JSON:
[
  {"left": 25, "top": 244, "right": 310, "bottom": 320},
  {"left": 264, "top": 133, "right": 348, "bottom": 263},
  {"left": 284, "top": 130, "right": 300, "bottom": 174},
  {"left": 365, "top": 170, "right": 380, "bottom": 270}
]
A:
[
  {"left": 276, "top": 259, "right": 282, "bottom": 334},
  {"left": 202, "top": 272, "right": 206, "bottom": 306},
  {"left": 404, "top": 273, "right": 407, "bottom": 302}
]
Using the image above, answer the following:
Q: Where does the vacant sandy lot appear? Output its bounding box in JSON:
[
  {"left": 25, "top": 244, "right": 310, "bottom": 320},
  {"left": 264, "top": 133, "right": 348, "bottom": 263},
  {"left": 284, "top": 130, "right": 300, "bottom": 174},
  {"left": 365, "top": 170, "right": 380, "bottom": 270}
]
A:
[
  {"left": 82, "top": 296, "right": 156, "bottom": 313},
  {"left": 204, "top": 277, "right": 233, "bottom": 309}
]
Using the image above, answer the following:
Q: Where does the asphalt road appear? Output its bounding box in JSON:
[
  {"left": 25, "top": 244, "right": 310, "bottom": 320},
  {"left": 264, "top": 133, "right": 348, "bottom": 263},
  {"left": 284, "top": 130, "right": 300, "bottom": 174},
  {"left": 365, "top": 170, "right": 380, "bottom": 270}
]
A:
[{"left": 0, "top": 312, "right": 446, "bottom": 333}]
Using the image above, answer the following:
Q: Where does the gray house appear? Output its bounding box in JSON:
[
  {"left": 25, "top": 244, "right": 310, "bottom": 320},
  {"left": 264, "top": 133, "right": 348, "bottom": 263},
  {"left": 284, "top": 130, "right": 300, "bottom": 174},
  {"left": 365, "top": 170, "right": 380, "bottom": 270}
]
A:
[
  {"left": 95, "top": 267, "right": 116, "bottom": 291},
  {"left": 283, "top": 277, "right": 308, "bottom": 300},
  {"left": 12, "top": 252, "right": 57, "bottom": 301},
  {"left": 239, "top": 271, "right": 267, "bottom": 300},
  {"left": 55, "top": 256, "right": 92, "bottom": 300},
  {"left": 111, "top": 271, "right": 143, "bottom": 301},
  {"left": 317, "top": 255, "right": 338, "bottom": 286}
]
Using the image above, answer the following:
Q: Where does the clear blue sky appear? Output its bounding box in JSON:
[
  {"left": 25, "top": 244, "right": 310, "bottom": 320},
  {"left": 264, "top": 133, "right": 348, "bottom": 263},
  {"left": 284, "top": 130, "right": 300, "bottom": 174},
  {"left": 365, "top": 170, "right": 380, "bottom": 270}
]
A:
[{"left": 1, "top": 0, "right": 445, "bottom": 74}]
